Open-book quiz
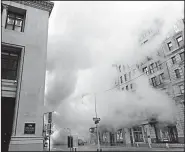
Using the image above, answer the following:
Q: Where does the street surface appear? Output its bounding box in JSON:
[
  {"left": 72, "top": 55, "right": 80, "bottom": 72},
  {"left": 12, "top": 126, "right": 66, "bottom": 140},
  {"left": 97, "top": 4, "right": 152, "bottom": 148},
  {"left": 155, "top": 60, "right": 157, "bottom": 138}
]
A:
[{"left": 52, "top": 144, "right": 184, "bottom": 151}]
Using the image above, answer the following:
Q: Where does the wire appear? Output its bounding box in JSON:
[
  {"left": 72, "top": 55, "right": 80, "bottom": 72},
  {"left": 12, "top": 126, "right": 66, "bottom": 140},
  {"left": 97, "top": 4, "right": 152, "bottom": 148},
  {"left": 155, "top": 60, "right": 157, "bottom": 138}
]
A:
[
  {"left": 95, "top": 56, "right": 176, "bottom": 94},
  {"left": 63, "top": 52, "right": 183, "bottom": 100}
]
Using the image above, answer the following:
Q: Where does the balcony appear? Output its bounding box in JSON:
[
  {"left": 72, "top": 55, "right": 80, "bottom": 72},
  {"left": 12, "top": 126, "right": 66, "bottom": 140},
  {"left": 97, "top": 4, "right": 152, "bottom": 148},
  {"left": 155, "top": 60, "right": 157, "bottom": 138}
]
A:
[{"left": 1, "top": 79, "right": 17, "bottom": 97}]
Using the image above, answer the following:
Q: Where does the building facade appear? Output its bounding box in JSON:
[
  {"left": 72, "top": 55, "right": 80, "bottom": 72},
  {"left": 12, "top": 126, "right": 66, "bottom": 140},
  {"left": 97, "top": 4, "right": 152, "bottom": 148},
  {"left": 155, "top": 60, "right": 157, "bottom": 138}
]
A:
[
  {"left": 1, "top": 1, "right": 54, "bottom": 151},
  {"left": 100, "top": 19, "right": 184, "bottom": 147},
  {"left": 161, "top": 29, "right": 184, "bottom": 143}
]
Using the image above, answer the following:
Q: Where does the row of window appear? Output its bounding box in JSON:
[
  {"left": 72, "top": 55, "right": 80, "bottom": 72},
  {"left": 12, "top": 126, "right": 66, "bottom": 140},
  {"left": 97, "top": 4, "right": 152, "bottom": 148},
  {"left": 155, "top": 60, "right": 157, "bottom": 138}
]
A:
[
  {"left": 167, "top": 35, "right": 183, "bottom": 51},
  {"left": 121, "top": 83, "right": 133, "bottom": 91},
  {"left": 171, "top": 52, "right": 184, "bottom": 64},
  {"left": 150, "top": 73, "right": 165, "bottom": 87},
  {"left": 143, "top": 61, "right": 162, "bottom": 75}
]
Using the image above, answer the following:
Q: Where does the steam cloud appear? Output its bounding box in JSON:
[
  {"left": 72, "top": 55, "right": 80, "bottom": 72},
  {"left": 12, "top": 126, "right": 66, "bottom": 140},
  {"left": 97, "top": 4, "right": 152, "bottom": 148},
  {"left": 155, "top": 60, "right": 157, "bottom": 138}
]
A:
[{"left": 45, "top": 1, "right": 184, "bottom": 143}]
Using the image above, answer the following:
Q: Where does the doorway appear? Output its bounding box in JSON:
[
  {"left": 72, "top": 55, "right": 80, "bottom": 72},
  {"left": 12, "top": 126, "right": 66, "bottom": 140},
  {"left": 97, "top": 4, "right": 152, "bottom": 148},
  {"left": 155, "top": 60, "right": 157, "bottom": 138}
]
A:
[{"left": 1, "top": 97, "right": 16, "bottom": 152}]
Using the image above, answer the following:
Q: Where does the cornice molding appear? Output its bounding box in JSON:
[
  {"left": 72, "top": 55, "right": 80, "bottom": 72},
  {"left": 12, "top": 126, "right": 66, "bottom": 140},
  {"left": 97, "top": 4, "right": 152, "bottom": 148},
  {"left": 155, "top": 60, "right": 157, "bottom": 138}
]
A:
[{"left": 11, "top": 1, "right": 54, "bottom": 16}]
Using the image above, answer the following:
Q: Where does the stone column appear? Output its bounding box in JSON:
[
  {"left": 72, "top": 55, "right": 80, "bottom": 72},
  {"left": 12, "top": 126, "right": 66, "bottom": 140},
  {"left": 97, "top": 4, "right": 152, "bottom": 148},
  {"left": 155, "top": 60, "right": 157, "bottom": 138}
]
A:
[{"left": 2, "top": 4, "right": 8, "bottom": 28}]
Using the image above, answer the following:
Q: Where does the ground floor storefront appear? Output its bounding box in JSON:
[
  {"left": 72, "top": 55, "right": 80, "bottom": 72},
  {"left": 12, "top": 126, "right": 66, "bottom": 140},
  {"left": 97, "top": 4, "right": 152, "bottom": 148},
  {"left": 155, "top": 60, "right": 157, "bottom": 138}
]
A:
[{"left": 100, "top": 121, "right": 184, "bottom": 147}]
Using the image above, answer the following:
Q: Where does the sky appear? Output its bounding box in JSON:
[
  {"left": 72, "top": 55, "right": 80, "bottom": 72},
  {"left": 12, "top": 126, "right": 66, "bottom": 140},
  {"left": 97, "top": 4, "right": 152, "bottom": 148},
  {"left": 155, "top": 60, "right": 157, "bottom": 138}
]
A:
[{"left": 45, "top": 1, "right": 184, "bottom": 142}]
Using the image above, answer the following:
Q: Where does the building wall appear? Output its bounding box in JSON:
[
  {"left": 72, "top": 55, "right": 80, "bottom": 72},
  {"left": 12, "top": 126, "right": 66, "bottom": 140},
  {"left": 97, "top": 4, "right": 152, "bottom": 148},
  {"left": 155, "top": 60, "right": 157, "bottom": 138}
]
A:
[
  {"left": 1, "top": 1, "right": 53, "bottom": 151},
  {"left": 161, "top": 27, "right": 184, "bottom": 143},
  {"left": 111, "top": 19, "right": 184, "bottom": 145}
]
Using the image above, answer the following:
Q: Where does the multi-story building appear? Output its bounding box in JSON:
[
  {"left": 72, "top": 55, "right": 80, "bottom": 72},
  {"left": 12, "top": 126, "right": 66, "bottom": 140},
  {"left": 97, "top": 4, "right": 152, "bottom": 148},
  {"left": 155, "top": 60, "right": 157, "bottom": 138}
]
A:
[
  {"left": 1, "top": 1, "right": 54, "bottom": 151},
  {"left": 100, "top": 19, "right": 184, "bottom": 147},
  {"left": 161, "top": 27, "right": 184, "bottom": 143}
]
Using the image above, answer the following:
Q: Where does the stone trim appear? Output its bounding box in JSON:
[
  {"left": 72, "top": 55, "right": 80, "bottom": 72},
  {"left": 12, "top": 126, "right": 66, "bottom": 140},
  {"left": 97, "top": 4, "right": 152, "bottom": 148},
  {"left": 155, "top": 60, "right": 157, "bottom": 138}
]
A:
[{"left": 12, "top": 1, "right": 54, "bottom": 16}]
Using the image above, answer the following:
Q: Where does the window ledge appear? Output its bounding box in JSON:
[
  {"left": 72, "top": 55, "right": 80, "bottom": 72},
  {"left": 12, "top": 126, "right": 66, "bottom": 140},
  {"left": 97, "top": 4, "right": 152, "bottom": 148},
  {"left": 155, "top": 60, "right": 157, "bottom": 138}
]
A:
[{"left": 3, "top": 28, "right": 25, "bottom": 35}]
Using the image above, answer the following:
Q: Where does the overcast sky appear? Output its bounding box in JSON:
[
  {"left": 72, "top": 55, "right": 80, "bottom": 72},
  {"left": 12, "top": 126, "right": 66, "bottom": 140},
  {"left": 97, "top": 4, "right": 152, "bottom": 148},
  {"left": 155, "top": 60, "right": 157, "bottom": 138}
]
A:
[{"left": 45, "top": 1, "right": 184, "bottom": 139}]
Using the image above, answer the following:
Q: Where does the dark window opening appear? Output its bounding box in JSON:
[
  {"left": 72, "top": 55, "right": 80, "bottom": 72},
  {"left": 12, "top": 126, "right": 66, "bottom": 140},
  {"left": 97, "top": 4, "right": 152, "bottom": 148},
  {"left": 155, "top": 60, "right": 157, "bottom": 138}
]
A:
[
  {"left": 171, "top": 56, "right": 177, "bottom": 64},
  {"left": 126, "top": 85, "right": 128, "bottom": 90},
  {"left": 159, "top": 73, "right": 165, "bottom": 84},
  {"left": 179, "top": 85, "right": 184, "bottom": 94},
  {"left": 130, "top": 83, "right": 133, "bottom": 89},
  {"left": 151, "top": 76, "right": 157, "bottom": 87},
  {"left": 124, "top": 74, "right": 127, "bottom": 82},
  {"left": 143, "top": 67, "right": 149, "bottom": 74},
  {"left": 156, "top": 61, "right": 162, "bottom": 70},
  {"left": 180, "top": 52, "right": 184, "bottom": 61},
  {"left": 176, "top": 36, "right": 183, "bottom": 47},
  {"left": 120, "top": 76, "right": 123, "bottom": 84},
  {"left": 174, "top": 69, "right": 181, "bottom": 78},
  {"left": 1, "top": 46, "right": 21, "bottom": 80},
  {"left": 167, "top": 42, "right": 173, "bottom": 51},
  {"left": 149, "top": 63, "right": 156, "bottom": 74}
]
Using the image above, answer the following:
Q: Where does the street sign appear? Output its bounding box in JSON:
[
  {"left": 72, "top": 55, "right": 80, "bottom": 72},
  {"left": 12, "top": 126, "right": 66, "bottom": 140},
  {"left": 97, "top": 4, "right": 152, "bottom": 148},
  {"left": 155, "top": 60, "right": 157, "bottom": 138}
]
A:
[
  {"left": 48, "top": 112, "right": 52, "bottom": 123},
  {"left": 24, "top": 123, "right": 35, "bottom": 134},
  {"left": 93, "top": 117, "right": 100, "bottom": 121}
]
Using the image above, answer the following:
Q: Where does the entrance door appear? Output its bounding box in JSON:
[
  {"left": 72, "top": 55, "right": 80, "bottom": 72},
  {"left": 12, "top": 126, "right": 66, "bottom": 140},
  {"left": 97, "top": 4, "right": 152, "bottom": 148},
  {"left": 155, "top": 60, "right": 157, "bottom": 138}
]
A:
[
  {"left": 1, "top": 97, "right": 16, "bottom": 152},
  {"left": 168, "top": 126, "right": 178, "bottom": 143}
]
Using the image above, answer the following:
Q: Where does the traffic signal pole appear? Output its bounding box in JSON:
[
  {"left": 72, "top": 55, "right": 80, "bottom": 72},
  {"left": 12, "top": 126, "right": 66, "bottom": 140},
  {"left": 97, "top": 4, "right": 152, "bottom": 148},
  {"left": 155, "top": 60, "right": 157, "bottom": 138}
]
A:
[{"left": 94, "top": 94, "right": 101, "bottom": 151}]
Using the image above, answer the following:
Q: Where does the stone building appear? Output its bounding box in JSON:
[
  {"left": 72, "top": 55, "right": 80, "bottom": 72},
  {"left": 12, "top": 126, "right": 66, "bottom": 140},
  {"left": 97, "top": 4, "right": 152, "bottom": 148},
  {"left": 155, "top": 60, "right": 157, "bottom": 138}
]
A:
[
  {"left": 1, "top": 1, "right": 54, "bottom": 151},
  {"left": 102, "top": 19, "right": 184, "bottom": 146},
  {"left": 161, "top": 28, "right": 184, "bottom": 143}
]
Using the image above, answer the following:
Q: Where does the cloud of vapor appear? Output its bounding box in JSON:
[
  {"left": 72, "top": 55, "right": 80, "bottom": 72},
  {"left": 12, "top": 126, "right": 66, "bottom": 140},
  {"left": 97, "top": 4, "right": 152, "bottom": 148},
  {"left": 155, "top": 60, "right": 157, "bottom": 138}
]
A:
[{"left": 45, "top": 1, "right": 184, "bottom": 143}]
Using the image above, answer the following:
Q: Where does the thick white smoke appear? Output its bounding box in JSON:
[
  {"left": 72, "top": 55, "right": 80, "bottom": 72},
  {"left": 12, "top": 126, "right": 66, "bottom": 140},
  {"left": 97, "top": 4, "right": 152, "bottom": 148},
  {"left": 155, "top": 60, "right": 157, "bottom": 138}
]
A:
[{"left": 46, "top": 1, "right": 184, "bottom": 144}]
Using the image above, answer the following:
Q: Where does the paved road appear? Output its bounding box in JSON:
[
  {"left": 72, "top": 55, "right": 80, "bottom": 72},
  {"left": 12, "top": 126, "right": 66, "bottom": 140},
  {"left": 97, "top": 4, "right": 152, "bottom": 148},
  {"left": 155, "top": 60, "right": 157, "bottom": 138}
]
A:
[{"left": 52, "top": 144, "right": 184, "bottom": 151}]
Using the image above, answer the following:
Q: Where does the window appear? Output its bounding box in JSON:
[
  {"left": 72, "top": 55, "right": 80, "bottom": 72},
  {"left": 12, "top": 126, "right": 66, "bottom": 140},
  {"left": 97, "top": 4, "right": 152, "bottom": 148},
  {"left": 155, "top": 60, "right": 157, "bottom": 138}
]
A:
[
  {"left": 126, "top": 85, "right": 128, "bottom": 90},
  {"left": 174, "top": 69, "right": 181, "bottom": 78},
  {"left": 179, "top": 85, "right": 184, "bottom": 94},
  {"left": 120, "top": 76, "right": 123, "bottom": 84},
  {"left": 5, "top": 9, "right": 25, "bottom": 32},
  {"left": 176, "top": 36, "right": 183, "bottom": 46},
  {"left": 130, "top": 83, "right": 133, "bottom": 89},
  {"left": 143, "top": 67, "right": 149, "bottom": 74},
  {"left": 124, "top": 74, "right": 127, "bottom": 82},
  {"left": 1, "top": 49, "right": 20, "bottom": 80},
  {"left": 180, "top": 52, "right": 184, "bottom": 61},
  {"left": 119, "top": 65, "right": 121, "bottom": 72},
  {"left": 133, "top": 127, "right": 144, "bottom": 142},
  {"left": 167, "top": 42, "right": 173, "bottom": 51},
  {"left": 171, "top": 56, "right": 177, "bottom": 64},
  {"left": 159, "top": 73, "right": 165, "bottom": 84},
  {"left": 151, "top": 77, "right": 157, "bottom": 87},
  {"left": 156, "top": 61, "right": 162, "bottom": 70},
  {"left": 149, "top": 63, "right": 155, "bottom": 74}
]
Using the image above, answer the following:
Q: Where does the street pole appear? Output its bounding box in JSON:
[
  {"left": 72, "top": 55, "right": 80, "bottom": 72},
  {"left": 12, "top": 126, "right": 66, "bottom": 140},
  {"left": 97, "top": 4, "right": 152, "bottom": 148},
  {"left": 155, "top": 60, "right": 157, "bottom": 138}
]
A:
[
  {"left": 94, "top": 94, "right": 100, "bottom": 151},
  {"left": 49, "top": 135, "right": 50, "bottom": 152}
]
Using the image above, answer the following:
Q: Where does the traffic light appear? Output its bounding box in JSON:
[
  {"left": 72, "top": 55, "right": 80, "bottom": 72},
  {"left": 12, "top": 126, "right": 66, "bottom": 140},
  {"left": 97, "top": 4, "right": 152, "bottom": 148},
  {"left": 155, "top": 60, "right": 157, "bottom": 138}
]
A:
[
  {"left": 95, "top": 120, "right": 100, "bottom": 124},
  {"left": 48, "top": 112, "right": 52, "bottom": 123}
]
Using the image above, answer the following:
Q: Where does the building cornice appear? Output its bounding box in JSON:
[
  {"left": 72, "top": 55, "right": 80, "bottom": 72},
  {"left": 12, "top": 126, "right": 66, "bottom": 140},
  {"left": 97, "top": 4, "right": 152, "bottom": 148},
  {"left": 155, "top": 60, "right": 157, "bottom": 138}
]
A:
[{"left": 11, "top": 1, "right": 54, "bottom": 16}]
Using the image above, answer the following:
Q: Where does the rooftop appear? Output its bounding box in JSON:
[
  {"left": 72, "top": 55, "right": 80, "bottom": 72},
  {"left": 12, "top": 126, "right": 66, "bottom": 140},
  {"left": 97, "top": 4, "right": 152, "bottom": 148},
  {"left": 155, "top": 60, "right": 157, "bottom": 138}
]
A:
[{"left": 12, "top": 1, "right": 54, "bottom": 16}]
